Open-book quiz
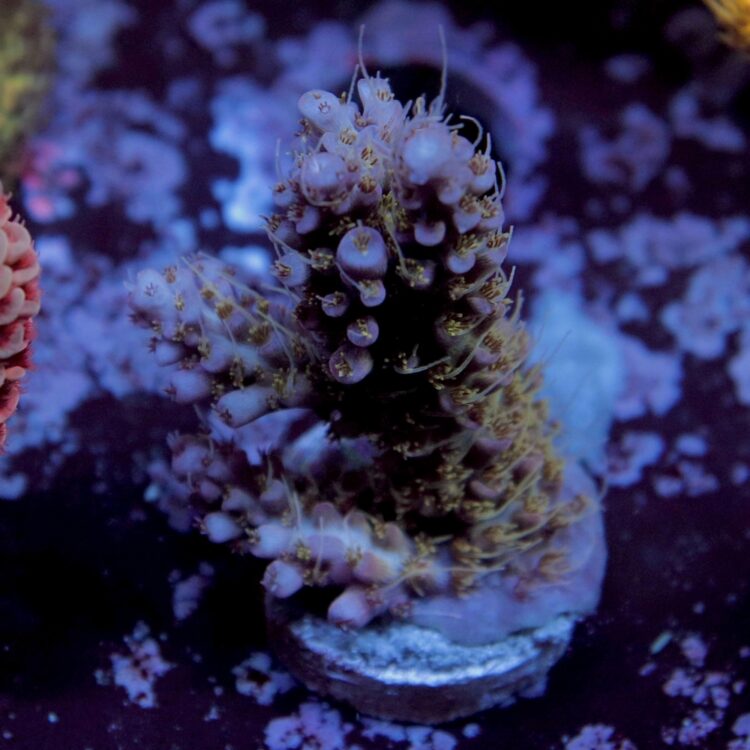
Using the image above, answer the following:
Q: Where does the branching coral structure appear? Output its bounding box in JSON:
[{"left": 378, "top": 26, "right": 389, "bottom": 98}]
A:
[
  {"left": 0, "top": 186, "right": 41, "bottom": 449},
  {"left": 0, "top": 0, "right": 55, "bottom": 185},
  {"left": 130, "top": 73, "right": 605, "bottom": 647}
]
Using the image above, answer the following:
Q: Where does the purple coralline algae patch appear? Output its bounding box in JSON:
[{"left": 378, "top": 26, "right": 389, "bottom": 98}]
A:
[
  {"left": 187, "top": 0, "right": 266, "bottom": 67},
  {"left": 361, "top": 718, "right": 459, "bottom": 750},
  {"left": 263, "top": 702, "right": 354, "bottom": 750},
  {"left": 109, "top": 622, "right": 173, "bottom": 709},
  {"left": 668, "top": 88, "right": 746, "bottom": 153},
  {"left": 663, "top": 710, "right": 722, "bottom": 747},
  {"left": 586, "top": 213, "right": 750, "bottom": 285},
  {"left": 562, "top": 724, "right": 636, "bottom": 750},
  {"left": 170, "top": 563, "right": 214, "bottom": 621},
  {"left": 509, "top": 216, "right": 585, "bottom": 293},
  {"left": 233, "top": 652, "right": 296, "bottom": 706},
  {"left": 604, "top": 54, "right": 651, "bottom": 84},
  {"left": 579, "top": 103, "right": 671, "bottom": 192},
  {"left": 614, "top": 292, "right": 649, "bottom": 324},
  {"left": 260, "top": 699, "right": 464, "bottom": 750},
  {"left": 651, "top": 433, "right": 720, "bottom": 499},
  {"left": 637, "top": 631, "right": 749, "bottom": 749},
  {"left": 653, "top": 460, "right": 719, "bottom": 499},
  {"left": 25, "top": 91, "right": 187, "bottom": 226},
  {"left": 42, "top": 0, "right": 137, "bottom": 90},
  {"left": 606, "top": 431, "right": 664, "bottom": 488},
  {"left": 18, "top": 0, "right": 203, "bottom": 280},
  {"left": 728, "top": 331, "right": 750, "bottom": 405},
  {"left": 661, "top": 255, "right": 750, "bottom": 360},
  {"left": 614, "top": 335, "right": 682, "bottom": 421},
  {"left": 582, "top": 208, "right": 750, "bottom": 421},
  {"left": 730, "top": 715, "right": 750, "bottom": 750}
]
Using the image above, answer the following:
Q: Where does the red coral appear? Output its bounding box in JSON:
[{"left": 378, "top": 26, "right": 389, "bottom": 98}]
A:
[{"left": 0, "top": 186, "right": 40, "bottom": 450}]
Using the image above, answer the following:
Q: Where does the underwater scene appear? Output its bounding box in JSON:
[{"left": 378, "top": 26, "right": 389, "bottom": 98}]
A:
[{"left": 0, "top": 0, "right": 749, "bottom": 747}]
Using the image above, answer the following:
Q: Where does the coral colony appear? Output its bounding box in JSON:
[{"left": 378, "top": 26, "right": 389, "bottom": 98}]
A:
[
  {"left": 130, "top": 67, "right": 606, "bottom": 712},
  {"left": 0, "top": 187, "right": 40, "bottom": 449},
  {"left": 0, "top": 0, "right": 54, "bottom": 185}
]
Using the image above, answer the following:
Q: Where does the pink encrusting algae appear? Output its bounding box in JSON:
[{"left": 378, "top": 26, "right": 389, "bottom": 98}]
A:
[{"left": 0, "top": 185, "right": 40, "bottom": 450}]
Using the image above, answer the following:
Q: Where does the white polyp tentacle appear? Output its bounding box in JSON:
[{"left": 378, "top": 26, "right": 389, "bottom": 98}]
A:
[{"left": 459, "top": 114, "right": 484, "bottom": 148}]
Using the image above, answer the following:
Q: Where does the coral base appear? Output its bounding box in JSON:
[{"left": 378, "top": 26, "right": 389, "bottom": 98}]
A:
[{"left": 265, "top": 595, "right": 576, "bottom": 723}]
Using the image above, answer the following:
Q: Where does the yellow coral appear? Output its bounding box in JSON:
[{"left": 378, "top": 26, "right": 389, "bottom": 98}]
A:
[
  {"left": 704, "top": 0, "right": 750, "bottom": 52},
  {"left": 0, "top": 0, "right": 55, "bottom": 184}
]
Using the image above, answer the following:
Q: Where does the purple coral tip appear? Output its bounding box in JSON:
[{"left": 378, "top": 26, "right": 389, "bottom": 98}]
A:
[
  {"left": 336, "top": 226, "right": 388, "bottom": 280},
  {"left": 328, "top": 344, "right": 373, "bottom": 384},
  {"left": 346, "top": 316, "right": 379, "bottom": 347}
]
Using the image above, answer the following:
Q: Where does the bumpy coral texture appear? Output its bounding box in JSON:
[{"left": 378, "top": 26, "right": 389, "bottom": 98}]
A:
[
  {"left": 131, "top": 74, "right": 596, "bottom": 632},
  {"left": 0, "top": 0, "right": 55, "bottom": 184},
  {"left": 0, "top": 187, "right": 41, "bottom": 449}
]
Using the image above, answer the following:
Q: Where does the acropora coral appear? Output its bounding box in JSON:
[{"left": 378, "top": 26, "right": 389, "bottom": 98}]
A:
[
  {"left": 0, "top": 0, "right": 55, "bottom": 185},
  {"left": 131, "top": 70, "right": 603, "bottom": 639},
  {"left": 704, "top": 0, "right": 750, "bottom": 52},
  {"left": 0, "top": 186, "right": 41, "bottom": 449}
]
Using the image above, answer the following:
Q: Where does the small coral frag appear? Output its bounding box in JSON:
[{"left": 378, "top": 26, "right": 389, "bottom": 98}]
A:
[
  {"left": 131, "top": 72, "right": 600, "bottom": 637},
  {"left": 0, "top": 186, "right": 41, "bottom": 448}
]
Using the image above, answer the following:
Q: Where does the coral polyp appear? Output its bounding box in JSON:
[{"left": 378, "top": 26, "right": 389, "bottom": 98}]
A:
[
  {"left": 0, "top": 186, "right": 41, "bottom": 449},
  {"left": 131, "top": 70, "right": 604, "bottom": 646}
]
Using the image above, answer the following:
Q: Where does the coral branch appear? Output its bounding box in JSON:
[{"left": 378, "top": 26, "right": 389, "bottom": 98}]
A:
[{"left": 131, "top": 68, "right": 603, "bottom": 641}]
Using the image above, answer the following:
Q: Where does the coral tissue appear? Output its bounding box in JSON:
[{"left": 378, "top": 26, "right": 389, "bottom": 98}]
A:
[{"left": 0, "top": 187, "right": 40, "bottom": 449}]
